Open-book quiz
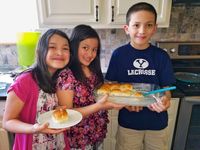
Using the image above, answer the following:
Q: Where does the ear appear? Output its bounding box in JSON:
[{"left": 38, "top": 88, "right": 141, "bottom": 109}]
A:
[
  {"left": 123, "top": 25, "right": 129, "bottom": 35},
  {"left": 153, "top": 24, "right": 158, "bottom": 34}
]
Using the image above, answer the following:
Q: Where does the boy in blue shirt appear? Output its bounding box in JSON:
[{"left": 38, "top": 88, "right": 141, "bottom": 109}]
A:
[{"left": 105, "top": 2, "right": 175, "bottom": 150}]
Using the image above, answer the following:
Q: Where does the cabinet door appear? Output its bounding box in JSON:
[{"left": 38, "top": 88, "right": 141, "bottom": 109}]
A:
[
  {"left": 167, "top": 99, "right": 180, "bottom": 150},
  {"left": 108, "top": 0, "right": 172, "bottom": 27},
  {"left": 37, "top": 0, "right": 99, "bottom": 28}
]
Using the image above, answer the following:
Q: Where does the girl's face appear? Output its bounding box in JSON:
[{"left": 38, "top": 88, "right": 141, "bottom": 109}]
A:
[
  {"left": 124, "top": 10, "right": 157, "bottom": 50},
  {"left": 46, "top": 34, "right": 70, "bottom": 74},
  {"left": 78, "top": 38, "right": 98, "bottom": 68}
]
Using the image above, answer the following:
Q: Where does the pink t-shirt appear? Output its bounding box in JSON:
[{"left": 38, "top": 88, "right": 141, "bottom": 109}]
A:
[
  {"left": 7, "top": 72, "right": 69, "bottom": 150},
  {"left": 8, "top": 72, "right": 38, "bottom": 150}
]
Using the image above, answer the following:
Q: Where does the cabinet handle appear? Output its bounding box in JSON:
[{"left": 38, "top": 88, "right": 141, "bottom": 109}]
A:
[
  {"left": 111, "top": 6, "right": 114, "bottom": 22},
  {"left": 96, "top": 5, "right": 99, "bottom": 22}
]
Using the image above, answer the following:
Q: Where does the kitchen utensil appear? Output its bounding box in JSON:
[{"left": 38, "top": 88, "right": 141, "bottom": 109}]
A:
[
  {"left": 143, "top": 86, "right": 176, "bottom": 96},
  {"left": 151, "top": 95, "right": 161, "bottom": 103}
]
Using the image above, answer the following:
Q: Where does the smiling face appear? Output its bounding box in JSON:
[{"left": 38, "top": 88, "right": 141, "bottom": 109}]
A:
[
  {"left": 46, "top": 34, "right": 70, "bottom": 74},
  {"left": 78, "top": 38, "right": 98, "bottom": 68},
  {"left": 124, "top": 10, "right": 157, "bottom": 50}
]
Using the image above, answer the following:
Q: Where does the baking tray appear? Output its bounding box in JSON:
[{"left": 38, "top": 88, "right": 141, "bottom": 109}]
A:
[{"left": 95, "top": 83, "right": 161, "bottom": 106}]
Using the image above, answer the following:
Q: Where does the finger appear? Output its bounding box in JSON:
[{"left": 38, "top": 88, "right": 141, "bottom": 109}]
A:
[
  {"left": 125, "top": 106, "right": 132, "bottom": 111},
  {"left": 149, "top": 103, "right": 160, "bottom": 112},
  {"left": 33, "top": 122, "right": 49, "bottom": 133},
  {"left": 97, "top": 94, "right": 109, "bottom": 103},
  {"left": 45, "top": 128, "right": 66, "bottom": 134},
  {"left": 135, "top": 106, "right": 140, "bottom": 112},
  {"left": 151, "top": 103, "right": 165, "bottom": 113},
  {"left": 147, "top": 105, "right": 155, "bottom": 111}
]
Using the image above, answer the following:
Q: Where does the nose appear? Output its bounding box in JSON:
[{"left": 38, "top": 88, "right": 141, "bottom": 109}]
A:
[
  {"left": 87, "top": 49, "right": 93, "bottom": 58},
  {"left": 56, "top": 49, "right": 62, "bottom": 55},
  {"left": 138, "top": 26, "right": 145, "bottom": 34}
]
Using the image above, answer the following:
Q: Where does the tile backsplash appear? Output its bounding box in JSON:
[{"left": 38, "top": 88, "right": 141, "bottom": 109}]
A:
[{"left": 0, "top": 5, "right": 200, "bottom": 72}]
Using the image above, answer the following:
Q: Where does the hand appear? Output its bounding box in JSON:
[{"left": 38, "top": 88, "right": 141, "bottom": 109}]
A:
[
  {"left": 32, "top": 123, "right": 68, "bottom": 134},
  {"left": 125, "top": 106, "right": 143, "bottom": 112},
  {"left": 148, "top": 95, "right": 171, "bottom": 113},
  {"left": 97, "top": 95, "right": 125, "bottom": 110}
]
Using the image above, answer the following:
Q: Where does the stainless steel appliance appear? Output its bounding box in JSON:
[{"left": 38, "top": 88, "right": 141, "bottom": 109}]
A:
[
  {"left": 157, "top": 41, "right": 200, "bottom": 150},
  {"left": 0, "top": 73, "right": 13, "bottom": 100}
]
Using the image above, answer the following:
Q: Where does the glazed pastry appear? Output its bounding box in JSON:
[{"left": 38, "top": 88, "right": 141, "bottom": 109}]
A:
[{"left": 52, "top": 108, "right": 68, "bottom": 123}]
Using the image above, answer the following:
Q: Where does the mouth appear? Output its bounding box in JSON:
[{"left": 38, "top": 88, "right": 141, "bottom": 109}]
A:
[
  {"left": 52, "top": 57, "right": 65, "bottom": 61},
  {"left": 136, "top": 36, "right": 146, "bottom": 40}
]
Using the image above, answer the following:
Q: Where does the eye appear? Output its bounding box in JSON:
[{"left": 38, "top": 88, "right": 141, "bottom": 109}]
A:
[
  {"left": 93, "top": 48, "right": 98, "bottom": 52},
  {"left": 82, "top": 46, "right": 89, "bottom": 51},
  {"left": 133, "top": 24, "right": 140, "bottom": 28},
  {"left": 146, "top": 23, "right": 154, "bottom": 28},
  {"left": 63, "top": 47, "right": 70, "bottom": 51},
  {"left": 48, "top": 46, "right": 56, "bottom": 50},
  {"left": 63, "top": 46, "right": 70, "bottom": 51}
]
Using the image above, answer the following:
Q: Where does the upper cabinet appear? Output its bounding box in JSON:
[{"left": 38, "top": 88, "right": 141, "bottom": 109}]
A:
[{"left": 37, "top": 0, "right": 172, "bottom": 28}]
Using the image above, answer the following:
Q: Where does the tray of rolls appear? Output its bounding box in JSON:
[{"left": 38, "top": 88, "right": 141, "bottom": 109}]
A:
[{"left": 96, "top": 82, "right": 160, "bottom": 106}]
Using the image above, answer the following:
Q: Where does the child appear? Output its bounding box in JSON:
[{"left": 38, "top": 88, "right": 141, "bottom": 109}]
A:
[
  {"left": 57, "top": 24, "right": 123, "bottom": 150},
  {"left": 3, "top": 29, "right": 71, "bottom": 150},
  {"left": 105, "top": 2, "right": 175, "bottom": 150}
]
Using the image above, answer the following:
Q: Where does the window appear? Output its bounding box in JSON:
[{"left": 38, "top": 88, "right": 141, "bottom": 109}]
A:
[{"left": 0, "top": 0, "right": 38, "bottom": 43}]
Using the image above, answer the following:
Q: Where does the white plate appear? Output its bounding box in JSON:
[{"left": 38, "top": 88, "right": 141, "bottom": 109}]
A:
[{"left": 37, "top": 109, "right": 82, "bottom": 129}]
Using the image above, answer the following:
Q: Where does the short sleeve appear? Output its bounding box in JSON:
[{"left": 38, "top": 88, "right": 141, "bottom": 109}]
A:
[
  {"left": 105, "top": 50, "right": 119, "bottom": 81},
  {"left": 7, "top": 72, "right": 38, "bottom": 103}
]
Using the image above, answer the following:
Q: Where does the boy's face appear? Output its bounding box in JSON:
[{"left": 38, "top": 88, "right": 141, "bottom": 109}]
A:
[{"left": 124, "top": 10, "right": 157, "bottom": 50}]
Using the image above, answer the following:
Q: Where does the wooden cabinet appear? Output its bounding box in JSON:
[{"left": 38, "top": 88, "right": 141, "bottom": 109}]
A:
[
  {"left": 166, "top": 99, "right": 180, "bottom": 150},
  {"left": 103, "top": 109, "right": 118, "bottom": 150},
  {"left": 37, "top": 0, "right": 172, "bottom": 28}
]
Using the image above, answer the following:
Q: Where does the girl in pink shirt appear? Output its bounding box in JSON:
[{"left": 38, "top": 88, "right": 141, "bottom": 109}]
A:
[{"left": 3, "top": 29, "right": 71, "bottom": 150}]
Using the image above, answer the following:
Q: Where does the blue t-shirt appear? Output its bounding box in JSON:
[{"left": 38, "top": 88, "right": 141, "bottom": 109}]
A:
[{"left": 105, "top": 43, "right": 175, "bottom": 130}]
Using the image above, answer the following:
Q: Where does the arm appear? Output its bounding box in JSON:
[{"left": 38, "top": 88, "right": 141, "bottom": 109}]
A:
[
  {"left": 3, "top": 91, "right": 66, "bottom": 134},
  {"left": 57, "top": 89, "right": 123, "bottom": 118}
]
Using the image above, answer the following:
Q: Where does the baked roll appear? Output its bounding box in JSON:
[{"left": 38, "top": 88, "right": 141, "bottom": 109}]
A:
[
  {"left": 52, "top": 108, "right": 68, "bottom": 123},
  {"left": 132, "top": 91, "right": 143, "bottom": 97},
  {"left": 96, "top": 82, "right": 143, "bottom": 98},
  {"left": 120, "top": 83, "right": 133, "bottom": 91}
]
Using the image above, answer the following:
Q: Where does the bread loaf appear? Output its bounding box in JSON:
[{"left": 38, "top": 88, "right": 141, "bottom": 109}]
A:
[
  {"left": 52, "top": 108, "right": 68, "bottom": 123},
  {"left": 97, "top": 83, "right": 143, "bottom": 97}
]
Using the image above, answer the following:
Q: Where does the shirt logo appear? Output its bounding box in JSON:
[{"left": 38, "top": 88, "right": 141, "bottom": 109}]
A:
[
  {"left": 133, "top": 59, "right": 149, "bottom": 69},
  {"left": 127, "top": 58, "right": 156, "bottom": 76}
]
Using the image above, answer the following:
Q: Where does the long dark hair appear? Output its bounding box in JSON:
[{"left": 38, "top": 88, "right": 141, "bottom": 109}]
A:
[
  {"left": 70, "top": 24, "right": 104, "bottom": 86},
  {"left": 31, "top": 29, "right": 70, "bottom": 93}
]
